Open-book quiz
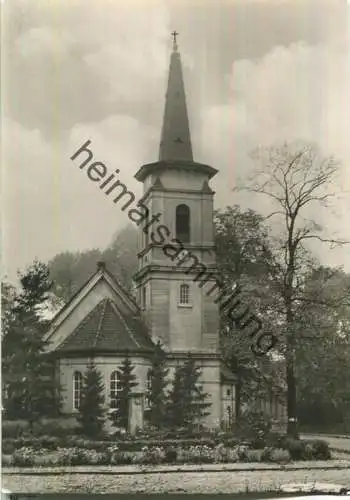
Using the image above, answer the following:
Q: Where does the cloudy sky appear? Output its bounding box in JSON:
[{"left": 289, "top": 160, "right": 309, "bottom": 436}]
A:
[{"left": 2, "top": 0, "right": 350, "bottom": 283}]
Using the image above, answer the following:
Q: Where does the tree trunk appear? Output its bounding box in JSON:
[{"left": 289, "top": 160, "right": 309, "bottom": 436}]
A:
[
  {"left": 286, "top": 353, "right": 298, "bottom": 437},
  {"left": 235, "top": 377, "right": 242, "bottom": 422},
  {"left": 285, "top": 280, "right": 299, "bottom": 438}
]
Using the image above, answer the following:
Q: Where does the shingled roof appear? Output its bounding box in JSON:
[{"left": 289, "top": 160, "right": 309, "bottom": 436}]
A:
[{"left": 57, "top": 298, "right": 155, "bottom": 354}]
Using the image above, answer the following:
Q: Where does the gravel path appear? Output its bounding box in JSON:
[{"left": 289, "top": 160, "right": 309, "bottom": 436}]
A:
[{"left": 3, "top": 469, "right": 350, "bottom": 494}]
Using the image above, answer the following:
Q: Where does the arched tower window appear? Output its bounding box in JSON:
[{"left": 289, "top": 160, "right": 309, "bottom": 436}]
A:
[
  {"left": 110, "top": 370, "right": 121, "bottom": 409},
  {"left": 176, "top": 204, "right": 190, "bottom": 243},
  {"left": 73, "top": 371, "right": 83, "bottom": 410},
  {"left": 179, "top": 283, "right": 190, "bottom": 305}
]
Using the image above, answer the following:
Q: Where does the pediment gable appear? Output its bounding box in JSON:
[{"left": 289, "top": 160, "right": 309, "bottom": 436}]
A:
[
  {"left": 44, "top": 263, "right": 142, "bottom": 352},
  {"left": 57, "top": 298, "right": 154, "bottom": 354}
]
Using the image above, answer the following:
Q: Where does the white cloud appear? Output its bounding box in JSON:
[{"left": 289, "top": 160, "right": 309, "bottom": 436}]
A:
[
  {"left": 2, "top": 114, "right": 159, "bottom": 282},
  {"left": 3, "top": 0, "right": 350, "bottom": 280},
  {"left": 200, "top": 38, "right": 350, "bottom": 269}
]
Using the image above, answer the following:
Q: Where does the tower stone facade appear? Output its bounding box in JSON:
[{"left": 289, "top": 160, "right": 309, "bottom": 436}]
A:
[{"left": 133, "top": 39, "right": 222, "bottom": 426}]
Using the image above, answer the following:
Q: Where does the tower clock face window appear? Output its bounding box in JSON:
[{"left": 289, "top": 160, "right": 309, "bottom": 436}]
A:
[
  {"left": 176, "top": 204, "right": 190, "bottom": 243},
  {"left": 179, "top": 283, "right": 190, "bottom": 305}
]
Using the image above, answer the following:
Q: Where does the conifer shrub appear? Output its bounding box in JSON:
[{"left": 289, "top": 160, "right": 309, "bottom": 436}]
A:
[
  {"left": 76, "top": 361, "right": 105, "bottom": 438},
  {"left": 166, "top": 355, "right": 211, "bottom": 429},
  {"left": 144, "top": 342, "right": 169, "bottom": 429},
  {"left": 2, "top": 420, "right": 29, "bottom": 438},
  {"left": 109, "top": 355, "right": 137, "bottom": 431},
  {"left": 237, "top": 406, "right": 272, "bottom": 448}
]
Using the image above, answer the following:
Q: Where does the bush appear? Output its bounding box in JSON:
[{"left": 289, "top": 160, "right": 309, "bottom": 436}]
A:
[
  {"left": 2, "top": 439, "right": 16, "bottom": 454},
  {"left": 261, "top": 446, "right": 275, "bottom": 462},
  {"left": 31, "top": 419, "right": 76, "bottom": 437},
  {"left": 238, "top": 407, "right": 272, "bottom": 448},
  {"left": 2, "top": 419, "right": 78, "bottom": 439},
  {"left": 54, "top": 447, "right": 108, "bottom": 466},
  {"left": 180, "top": 445, "right": 213, "bottom": 464},
  {"left": 308, "top": 439, "right": 331, "bottom": 460},
  {"left": 270, "top": 448, "right": 291, "bottom": 463},
  {"left": 272, "top": 437, "right": 331, "bottom": 461},
  {"left": 32, "top": 436, "right": 60, "bottom": 450},
  {"left": 12, "top": 447, "right": 36, "bottom": 466},
  {"left": 213, "top": 443, "right": 231, "bottom": 463},
  {"left": 246, "top": 449, "right": 263, "bottom": 462},
  {"left": 1, "top": 454, "right": 13, "bottom": 466},
  {"left": 2, "top": 433, "right": 243, "bottom": 455},
  {"left": 164, "top": 447, "right": 177, "bottom": 463},
  {"left": 138, "top": 446, "right": 165, "bottom": 465},
  {"left": 261, "top": 446, "right": 290, "bottom": 463},
  {"left": 110, "top": 450, "right": 133, "bottom": 465},
  {"left": 2, "top": 436, "right": 60, "bottom": 453},
  {"left": 3, "top": 435, "right": 330, "bottom": 467},
  {"left": 2, "top": 420, "right": 29, "bottom": 438}
]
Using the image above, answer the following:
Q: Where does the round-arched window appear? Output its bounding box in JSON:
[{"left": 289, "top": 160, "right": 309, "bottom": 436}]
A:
[
  {"left": 176, "top": 204, "right": 190, "bottom": 243},
  {"left": 73, "top": 371, "right": 83, "bottom": 410}
]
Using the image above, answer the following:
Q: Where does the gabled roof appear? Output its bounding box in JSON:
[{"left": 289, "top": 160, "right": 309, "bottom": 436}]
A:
[
  {"left": 57, "top": 297, "right": 154, "bottom": 354},
  {"left": 44, "top": 262, "right": 139, "bottom": 343}
]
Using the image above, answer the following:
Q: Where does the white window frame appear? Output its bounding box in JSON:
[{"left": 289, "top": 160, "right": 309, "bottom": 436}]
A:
[
  {"left": 110, "top": 370, "right": 121, "bottom": 408},
  {"left": 179, "top": 283, "right": 191, "bottom": 306},
  {"left": 73, "top": 371, "right": 83, "bottom": 410}
]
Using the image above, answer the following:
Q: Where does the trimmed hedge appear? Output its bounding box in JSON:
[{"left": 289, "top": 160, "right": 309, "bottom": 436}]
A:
[{"left": 2, "top": 419, "right": 77, "bottom": 439}]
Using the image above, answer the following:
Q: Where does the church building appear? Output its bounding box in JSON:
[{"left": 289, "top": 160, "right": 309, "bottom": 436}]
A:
[{"left": 44, "top": 35, "right": 241, "bottom": 431}]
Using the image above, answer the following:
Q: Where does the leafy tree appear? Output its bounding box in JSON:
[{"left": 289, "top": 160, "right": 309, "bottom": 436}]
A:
[
  {"left": 11, "top": 259, "right": 54, "bottom": 327},
  {"left": 166, "top": 355, "right": 211, "bottom": 428},
  {"left": 102, "top": 225, "right": 138, "bottom": 291},
  {"left": 110, "top": 355, "right": 137, "bottom": 431},
  {"left": 76, "top": 360, "right": 105, "bottom": 437},
  {"left": 1, "top": 281, "right": 16, "bottom": 337},
  {"left": 49, "top": 249, "right": 102, "bottom": 302},
  {"left": 49, "top": 225, "right": 138, "bottom": 302},
  {"left": 4, "top": 317, "right": 59, "bottom": 425},
  {"left": 214, "top": 206, "right": 279, "bottom": 419},
  {"left": 294, "top": 266, "right": 350, "bottom": 430},
  {"left": 144, "top": 341, "right": 169, "bottom": 428},
  {"left": 2, "top": 261, "right": 62, "bottom": 424},
  {"left": 236, "top": 141, "right": 349, "bottom": 436}
]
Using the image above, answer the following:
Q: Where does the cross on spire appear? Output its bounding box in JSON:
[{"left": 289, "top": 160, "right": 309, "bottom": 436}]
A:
[{"left": 171, "top": 30, "right": 178, "bottom": 51}]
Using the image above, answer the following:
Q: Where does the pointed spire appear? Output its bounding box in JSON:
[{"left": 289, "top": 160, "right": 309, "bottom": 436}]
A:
[{"left": 159, "top": 31, "right": 193, "bottom": 162}]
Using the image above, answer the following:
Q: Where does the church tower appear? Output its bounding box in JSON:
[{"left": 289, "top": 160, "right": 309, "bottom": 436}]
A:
[{"left": 134, "top": 33, "right": 222, "bottom": 426}]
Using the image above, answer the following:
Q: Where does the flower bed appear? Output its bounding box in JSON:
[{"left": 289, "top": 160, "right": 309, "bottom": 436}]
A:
[
  {"left": 1, "top": 419, "right": 332, "bottom": 467},
  {"left": 1, "top": 435, "right": 242, "bottom": 454},
  {"left": 1, "top": 438, "right": 331, "bottom": 467}
]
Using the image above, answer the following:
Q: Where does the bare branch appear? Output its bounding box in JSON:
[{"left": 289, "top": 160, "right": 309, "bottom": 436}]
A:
[{"left": 298, "top": 235, "right": 350, "bottom": 247}]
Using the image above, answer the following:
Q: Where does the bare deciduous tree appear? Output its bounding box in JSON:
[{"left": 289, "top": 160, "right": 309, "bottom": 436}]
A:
[{"left": 236, "top": 141, "right": 348, "bottom": 437}]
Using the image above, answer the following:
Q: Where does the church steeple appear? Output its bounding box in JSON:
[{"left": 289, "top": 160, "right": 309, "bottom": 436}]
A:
[{"left": 159, "top": 31, "right": 193, "bottom": 162}]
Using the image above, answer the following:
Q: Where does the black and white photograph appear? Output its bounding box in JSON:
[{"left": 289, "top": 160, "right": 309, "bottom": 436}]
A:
[{"left": 2, "top": 0, "right": 350, "bottom": 497}]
